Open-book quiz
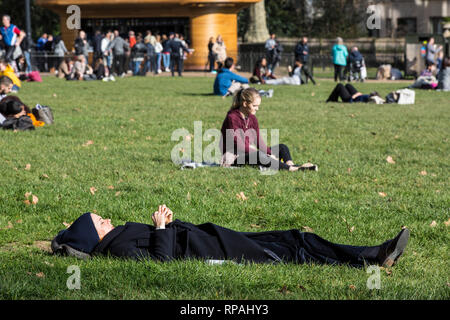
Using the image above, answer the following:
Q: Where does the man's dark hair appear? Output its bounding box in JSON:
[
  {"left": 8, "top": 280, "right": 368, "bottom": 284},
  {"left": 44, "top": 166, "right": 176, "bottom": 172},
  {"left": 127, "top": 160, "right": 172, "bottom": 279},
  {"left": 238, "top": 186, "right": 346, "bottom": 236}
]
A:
[
  {"left": 0, "top": 76, "right": 13, "bottom": 87},
  {"left": 224, "top": 57, "right": 234, "bottom": 69}
]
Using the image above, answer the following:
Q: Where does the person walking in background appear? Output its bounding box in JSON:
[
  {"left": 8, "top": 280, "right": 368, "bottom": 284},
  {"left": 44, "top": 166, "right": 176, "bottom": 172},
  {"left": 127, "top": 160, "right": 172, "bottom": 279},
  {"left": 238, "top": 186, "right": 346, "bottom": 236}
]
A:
[
  {"left": 332, "top": 37, "right": 348, "bottom": 82},
  {"left": 107, "top": 30, "right": 129, "bottom": 77},
  {"left": 1, "top": 15, "right": 25, "bottom": 63},
  {"left": 294, "top": 36, "right": 316, "bottom": 85},
  {"left": 208, "top": 37, "right": 217, "bottom": 73},
  {"left": 53, "top": 36, "right": 68, "bottom": 76},
  {"left": 168, "top": 33, "right": 190, "bottom": 77},
  {"left": 265, "top": 33, "right": 277, "bottom": 72},
  {"left": 161, "top": 34, "right": 171, "bottom": 72},
  {"left": 212, "top": 35, "right": 227, "bottom": 69},
  {"left": 426, "top": 37, "right": 443, "bottom": 67}
]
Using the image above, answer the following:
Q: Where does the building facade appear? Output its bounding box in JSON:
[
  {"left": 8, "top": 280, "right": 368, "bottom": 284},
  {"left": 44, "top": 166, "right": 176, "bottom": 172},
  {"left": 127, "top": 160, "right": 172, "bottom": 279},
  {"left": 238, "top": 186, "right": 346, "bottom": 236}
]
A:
[
  {"left": 36, "top": 0, "right": 260, "bottom": 69},
  {"left": 370, "top": 0, "right": 450, "bottom": 37}
]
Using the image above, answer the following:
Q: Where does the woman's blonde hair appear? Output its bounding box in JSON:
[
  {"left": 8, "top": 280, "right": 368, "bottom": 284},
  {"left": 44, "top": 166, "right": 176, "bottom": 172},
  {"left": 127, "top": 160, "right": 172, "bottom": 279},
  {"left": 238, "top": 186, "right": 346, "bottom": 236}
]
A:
[{"left": 230, "top": 87, "right": 260, "bottom": 111}]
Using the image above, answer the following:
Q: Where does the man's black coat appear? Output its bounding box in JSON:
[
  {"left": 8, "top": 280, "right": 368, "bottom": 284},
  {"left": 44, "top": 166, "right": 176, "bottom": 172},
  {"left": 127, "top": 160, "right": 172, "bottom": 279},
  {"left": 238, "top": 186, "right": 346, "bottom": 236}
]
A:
[{"left": 92, "top": 219, "right": 383, "bottom": 267}]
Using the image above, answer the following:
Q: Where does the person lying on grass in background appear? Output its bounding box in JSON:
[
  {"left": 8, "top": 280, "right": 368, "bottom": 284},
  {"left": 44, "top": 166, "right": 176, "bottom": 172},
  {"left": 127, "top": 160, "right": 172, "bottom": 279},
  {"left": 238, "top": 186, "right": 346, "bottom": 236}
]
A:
[
  {"left": 220, "top": 87, "right": 317, "bottom": 171},
  {"left": 264, "top": 59, "right": 303, "bottom": 86},
  {"left": 213, "top": 57, "right": 249, "bottom": 97},
  {"left": 0, "top": 95, "right": 44, "bottom": 129},
  {"left": 326, "top": 83, "right": 381, "bottom": 103},
  {"left": 52, "top": 205, "right": 410, "bottom": 269}
]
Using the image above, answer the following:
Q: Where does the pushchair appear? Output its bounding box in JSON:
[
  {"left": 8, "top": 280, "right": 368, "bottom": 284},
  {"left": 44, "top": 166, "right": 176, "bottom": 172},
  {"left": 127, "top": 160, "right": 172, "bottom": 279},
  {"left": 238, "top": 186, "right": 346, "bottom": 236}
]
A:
[{"left": 348, "top": 58, "right": 366, "bottom": 82}]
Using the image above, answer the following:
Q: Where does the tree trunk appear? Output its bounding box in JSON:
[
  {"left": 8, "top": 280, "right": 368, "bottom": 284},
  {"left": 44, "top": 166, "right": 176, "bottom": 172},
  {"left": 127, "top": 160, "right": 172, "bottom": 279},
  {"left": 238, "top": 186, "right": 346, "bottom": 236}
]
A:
[{"left": 244, "top": 0, "right": 270, "bottom": 43}]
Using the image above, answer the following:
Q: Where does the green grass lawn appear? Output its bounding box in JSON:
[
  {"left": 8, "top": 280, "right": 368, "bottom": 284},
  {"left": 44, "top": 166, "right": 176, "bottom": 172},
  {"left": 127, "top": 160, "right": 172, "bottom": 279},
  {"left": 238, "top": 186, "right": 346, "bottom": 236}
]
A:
[{"left": 0, "top": 76, "right": 448, "bottom": 300}]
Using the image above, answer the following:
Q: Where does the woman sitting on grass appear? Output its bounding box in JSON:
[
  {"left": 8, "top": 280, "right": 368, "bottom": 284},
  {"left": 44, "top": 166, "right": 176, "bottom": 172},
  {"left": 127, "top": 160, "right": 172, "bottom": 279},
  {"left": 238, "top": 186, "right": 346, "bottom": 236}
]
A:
[
  {"left": 326, "top": 83, "right": 380, "bottom": 103},
  {"left": 220, "top": 87, "right": 317, "bottom": 171},
  {"left": 52, "top": 205, "right": 410, "bottom": 269},
  {"left": 249, "top": 57, "right": 276, "bottom": 84}
]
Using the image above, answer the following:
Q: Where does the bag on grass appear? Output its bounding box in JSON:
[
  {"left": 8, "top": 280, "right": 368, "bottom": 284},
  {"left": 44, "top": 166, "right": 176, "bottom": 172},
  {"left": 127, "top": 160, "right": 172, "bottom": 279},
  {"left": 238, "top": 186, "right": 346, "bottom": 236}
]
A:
[
  {"left": 397, "top": 89, "right": 415, "bottom": 104},
  {"left": 32, "top": 104, "right": 54, "bottom": 124}
]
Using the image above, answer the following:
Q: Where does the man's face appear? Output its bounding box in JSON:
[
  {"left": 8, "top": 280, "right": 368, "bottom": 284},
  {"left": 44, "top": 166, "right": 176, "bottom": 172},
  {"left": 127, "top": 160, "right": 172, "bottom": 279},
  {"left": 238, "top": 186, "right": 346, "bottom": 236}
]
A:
[
  {"left": 0, "top": 83, "right": 13, "bottom": 94},
  {"left": 90, "top": 213, "right": 114, "bottom": 239},
  {"left": 2, "top": 16, "right": 10, "bottom": 27},
  {"left": 303, "top": 37, "right": 308, "bottom": 44}
]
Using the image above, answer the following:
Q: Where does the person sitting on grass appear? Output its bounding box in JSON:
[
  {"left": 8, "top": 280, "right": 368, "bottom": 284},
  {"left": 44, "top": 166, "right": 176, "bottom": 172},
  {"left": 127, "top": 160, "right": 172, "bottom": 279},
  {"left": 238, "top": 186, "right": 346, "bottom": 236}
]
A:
[
  {"left": 213, "top": 57, "right": 249, "bottom": 97},
  {"left": 51, "top": 205, "right": 410, "bottom": 269},
  {"left": 249, "top": 57, "right": 276, "bottom": 84},
  {"left": 57, "top": 57, "right": 73, "bottom": 80},
  {"left": 220, "top": 87, "right": 317, "bottom": 171},
  {"left": 0, "top": 58, "right": 21, "bottom": 92},
  {"left": 264, "top": 59, "right": 303, "bottom": 86},
  {"left": 0, "top": 75, "right": 13, "bottom": 101},
  {"left": 326, "top": 83, "right": 380, "bottom": 103}
]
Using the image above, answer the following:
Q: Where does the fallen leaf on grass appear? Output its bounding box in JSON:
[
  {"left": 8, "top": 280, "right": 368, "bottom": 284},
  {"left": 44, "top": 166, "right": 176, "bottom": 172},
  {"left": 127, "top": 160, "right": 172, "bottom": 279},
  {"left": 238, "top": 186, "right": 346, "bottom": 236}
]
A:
[
  {"left": 35, "top": 272, "right": 45, "bottom": 278},
  {"left": 250, "top": 224, "right": 261, "bottom": 229},
  {"left": 115, "top": 191, "right": 121, "bottom": 197},
  {"left": 419, "top": 171, "right": 427, "bottom": 176},
  {"left": 430, "top": 220, "right": 437, "bottom": 227},
  {"left": 1, "top": 221, "right": 13, "bottom": 230},
  {"left": 349, "top": 114, "right": 355, "bottom": 118},
  {"left": 16, "top": 219, "right": 23, "bottom": 224},
  {"left": 146, "top": 136, "right": 152, "bottom": 140},
  {"left": 386, "top": 156, "right": 396, "bottom": 164},
  {"left": 349, "top": 226, "right": 355, "bottom": 233},
  {"left": 236, "top": 192, "right": 248, "bottom": 201},
  {"left": 378, "top": 192, "right": 387, "bottom": 197},
  {"left": 41, "top": 174, "right": 49, "bottom": 179},
  {"left": 186, "top": 192, "right": 191, "bottom": 201},
  {"left": 24, "top": 192, "right": 38, "bottom": 205},
  {"left": 302, "top": 226, "right": 314, "bottom": 232},
  {"left": 279, "top": 285, "right": 291, "bottom": 295},
  {"left": 347, "top": 168, "right": 352, "bottom": 173},
  {"left": 314, "top": 199, "right": 319, "bottom": 204},
  {"left": 89, "top": 187, "right": 97, "bottom": 195},
  {"left": 349, "top": 285, "right": 356, "bottom": 290},
  {"left": 444, "top": 218, "right": 450, "bottom": 227},
  {"left": 25, "top": 164, "right": 31, "bottom": 170},
  {"left": 107, "top": 186, "right": 115, "bottom": 190},
  {"left": 82, "top": 140, "right": 94, "bottom": 147}
]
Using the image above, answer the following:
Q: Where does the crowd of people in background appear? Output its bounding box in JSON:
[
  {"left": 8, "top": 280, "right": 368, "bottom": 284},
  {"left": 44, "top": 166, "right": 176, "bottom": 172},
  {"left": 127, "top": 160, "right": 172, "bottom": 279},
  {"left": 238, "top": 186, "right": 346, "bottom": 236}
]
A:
[{"left": 32, "top": 29, "right": 194, "bottom": 80}]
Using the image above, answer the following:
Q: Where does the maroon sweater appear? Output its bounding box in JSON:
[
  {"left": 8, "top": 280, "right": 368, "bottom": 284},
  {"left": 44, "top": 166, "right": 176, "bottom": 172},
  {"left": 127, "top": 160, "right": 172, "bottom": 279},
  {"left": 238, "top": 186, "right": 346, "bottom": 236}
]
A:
[{"left": 220, "top": 108, "right": 271, "bottom": 155}]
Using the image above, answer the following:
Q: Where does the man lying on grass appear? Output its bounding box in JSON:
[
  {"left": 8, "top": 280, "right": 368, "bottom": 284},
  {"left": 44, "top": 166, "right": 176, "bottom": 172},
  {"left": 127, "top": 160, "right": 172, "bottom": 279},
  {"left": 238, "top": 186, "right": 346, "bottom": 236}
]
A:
[{"left": 52, "top": 205, "right": 410, "bottom": 268}]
